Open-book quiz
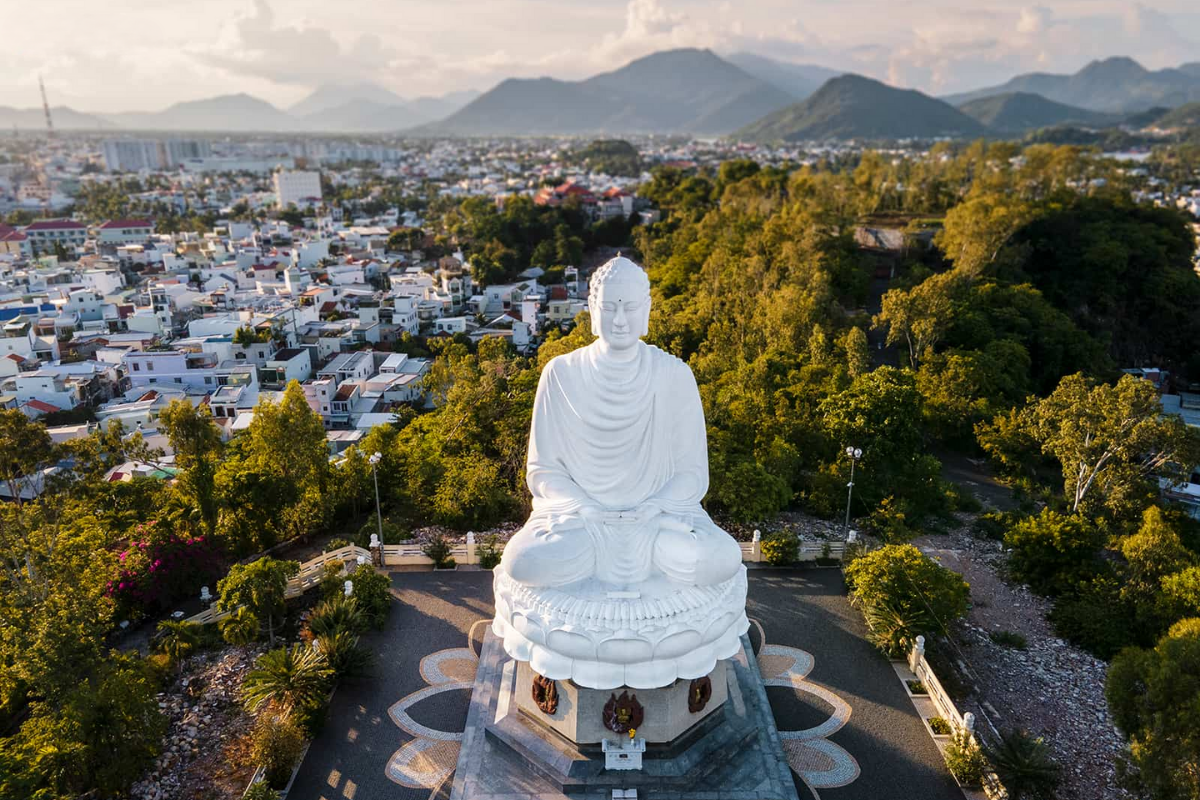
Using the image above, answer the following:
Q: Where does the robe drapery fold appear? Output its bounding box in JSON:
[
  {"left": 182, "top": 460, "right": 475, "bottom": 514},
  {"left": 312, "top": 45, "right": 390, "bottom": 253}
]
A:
[{"left": 523, "top": 341, "right": 719, "bottom": 583}]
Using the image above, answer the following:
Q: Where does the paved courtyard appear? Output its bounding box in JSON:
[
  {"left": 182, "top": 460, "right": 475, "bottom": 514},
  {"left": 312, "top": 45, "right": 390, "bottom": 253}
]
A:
[{"left": 289, "top": 568, "right": 960, "bottom": 800}]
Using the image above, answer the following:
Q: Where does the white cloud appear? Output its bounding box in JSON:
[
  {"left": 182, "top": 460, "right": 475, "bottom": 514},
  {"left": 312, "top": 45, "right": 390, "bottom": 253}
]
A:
[
  {"left": 193, "top": 0, "right": 398, "bottom": 87},
  {"left": 0, "top": 0, "right": 1197, "bottom": 110}
]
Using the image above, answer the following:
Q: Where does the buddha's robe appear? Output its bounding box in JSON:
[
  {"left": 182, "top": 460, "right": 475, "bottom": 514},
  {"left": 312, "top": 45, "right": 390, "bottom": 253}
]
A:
[{"left": 500, "top": 340, "right": 742, "bottom": 587}]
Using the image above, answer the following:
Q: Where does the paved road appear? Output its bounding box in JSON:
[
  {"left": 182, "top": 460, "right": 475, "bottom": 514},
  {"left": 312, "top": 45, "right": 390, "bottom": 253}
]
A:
[
  {"left": 748, "top": 569, "right": 961, "bottom": 800},
  {"left": 290, "top": 569, "right": 960, "bottom": 800}
]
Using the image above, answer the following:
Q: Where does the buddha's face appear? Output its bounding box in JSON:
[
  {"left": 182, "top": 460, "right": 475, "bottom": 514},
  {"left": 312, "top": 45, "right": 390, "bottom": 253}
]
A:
[{"left": 590, "top": 280, "right": 650, "bottom": 351}]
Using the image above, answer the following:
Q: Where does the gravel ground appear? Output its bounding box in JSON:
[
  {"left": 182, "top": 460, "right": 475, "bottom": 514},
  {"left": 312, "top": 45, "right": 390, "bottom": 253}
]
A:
[
  {"left": 131, "top": 644, "right": 266, "bottom": 800},
  {"left": 913, "top": 524, "right": 1130, "bottom": 800}
]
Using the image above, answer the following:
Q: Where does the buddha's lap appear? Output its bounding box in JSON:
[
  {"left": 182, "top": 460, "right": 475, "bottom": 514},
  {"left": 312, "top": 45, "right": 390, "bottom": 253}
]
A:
[{"left": 501, "top": 520, "right": 742, "bottom": 585}]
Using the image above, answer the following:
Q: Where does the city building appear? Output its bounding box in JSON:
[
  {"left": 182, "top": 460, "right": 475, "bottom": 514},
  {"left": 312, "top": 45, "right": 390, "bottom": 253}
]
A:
[{"left": 273, "top": 170, "right": 323, "bottom": 208}]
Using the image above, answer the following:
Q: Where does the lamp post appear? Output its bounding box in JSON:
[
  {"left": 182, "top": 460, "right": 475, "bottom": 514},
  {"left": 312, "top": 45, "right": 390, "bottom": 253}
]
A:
[
  {"left": 368, "top": 451, "right": 383, "bottom": 545},
  {"left": 844, "top": 446, "right": 862, "bottom": 536}
]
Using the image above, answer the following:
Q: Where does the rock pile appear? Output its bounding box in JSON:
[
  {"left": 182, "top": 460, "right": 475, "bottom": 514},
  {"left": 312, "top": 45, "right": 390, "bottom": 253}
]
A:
[{"left": 131, "top": 644, "right": 265, "bottom": 800}]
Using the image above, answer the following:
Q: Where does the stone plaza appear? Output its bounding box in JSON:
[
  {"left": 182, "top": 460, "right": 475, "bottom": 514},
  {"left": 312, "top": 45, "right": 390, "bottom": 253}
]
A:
[{"left": 288, "top": 567, "right": 963, "bottom": 800}]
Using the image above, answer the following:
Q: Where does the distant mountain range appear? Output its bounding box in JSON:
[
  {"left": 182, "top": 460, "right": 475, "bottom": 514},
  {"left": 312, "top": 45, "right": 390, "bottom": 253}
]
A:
[
  {"left": 956, "top": 92, "right": 1116, "bottom": 133},
  {"left": 0, "top": 83, "right": 480, "bottom": 134},
  {"left": 2, "top": 51, "right": 1199, "bottom": 141},
  {"left": 735, "top": 74, "right": 987, "bottom": 141},
  {"left": 415, "top": 49, "right": 795, "bottom": 136},
  {"left": 943, "top": 57, "right": 1200, "bottom": 113},
  {"left": 724, "top": 53, "right": 843, "bottom": 101}
]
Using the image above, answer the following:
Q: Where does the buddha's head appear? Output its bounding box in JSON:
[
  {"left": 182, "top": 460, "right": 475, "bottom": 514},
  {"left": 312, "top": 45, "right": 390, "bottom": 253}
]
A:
[{"left": 588, "top": 256, "right": 651, "bottom": 352}]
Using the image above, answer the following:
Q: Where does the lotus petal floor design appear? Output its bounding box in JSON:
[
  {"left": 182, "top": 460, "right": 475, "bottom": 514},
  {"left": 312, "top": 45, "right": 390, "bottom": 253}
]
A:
[
  {"left": 386, "top": 620, "right": 859, "bottom": 798},
  {"left": 386, "top": 647, "right": 478, "bottom": 795},
  {"left": 757, "top": 639, "right": 860, "bottom": 798}
]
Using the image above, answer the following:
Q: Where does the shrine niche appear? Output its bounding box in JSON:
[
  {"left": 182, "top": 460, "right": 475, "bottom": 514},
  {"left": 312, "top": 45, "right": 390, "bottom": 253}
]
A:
[
  {"left": 602, "top": 690, "right": 644, "bottom": 734},
  {"left": 531, "top": 673, "right": 558, "bottom": 715},
  {"left": 688, "top": 676, "right": 713, "bottom": 713}
]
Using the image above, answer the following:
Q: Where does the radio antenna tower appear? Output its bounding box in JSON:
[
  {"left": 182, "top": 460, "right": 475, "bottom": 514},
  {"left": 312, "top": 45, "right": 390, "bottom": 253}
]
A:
[{"left": 39, "top": 75, "right": 55, "bottom": 138}]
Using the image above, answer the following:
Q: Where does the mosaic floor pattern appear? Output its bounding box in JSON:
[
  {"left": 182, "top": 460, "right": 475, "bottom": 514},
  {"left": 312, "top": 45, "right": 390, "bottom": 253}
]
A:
[{"left": 384, "top": 617, "right": 859, "bottom": 798}]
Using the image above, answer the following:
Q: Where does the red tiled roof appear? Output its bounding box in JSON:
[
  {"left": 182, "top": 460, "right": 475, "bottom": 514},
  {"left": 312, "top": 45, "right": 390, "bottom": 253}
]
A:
[
  {"left": 26, "top": 219, "right": 85, "bottom": 231},
  {"left": 0, "top": 224, "right": 14, "bottom": 237},
  {"left": 25, "top": 399, "right": 61, "bottom": 413},
  {"left": 4, "top": 353, "right": 25, "bottom": 362},
  {"left": 98, "top": 219, "right": 153, "bottom": 229},
  {"left": 320, "top": 301, "right": 338, "bottom": 312},
  {"left": 0, "top": 230, "right": 26, "bottom": 242},
  {"left": 550, "top": 285, "right": 568, "bottom": 300}
]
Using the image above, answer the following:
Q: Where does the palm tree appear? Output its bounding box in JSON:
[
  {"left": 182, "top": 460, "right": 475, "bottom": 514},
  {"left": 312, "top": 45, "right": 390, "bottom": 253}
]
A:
[
  {"left": 983, "top": 729, "right": 1060, "bottom": 800},
  {"left": 220, "top": 608, "right": 260, "bottom": 646},
  {"left": 156, "top": 619, "right": 201, "bottom": 673},
  {"left": 242, "top": 644, "right": 333, "bottom": 716}
]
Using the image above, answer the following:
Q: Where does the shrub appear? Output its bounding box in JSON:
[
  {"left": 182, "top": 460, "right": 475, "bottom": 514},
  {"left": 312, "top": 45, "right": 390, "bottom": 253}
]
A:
[
  {"left": 347, "top": 564, "right": 392, "bottom": 629},
  {"left": 317, "top": 561, "right": 346, "bottom": 601},
  {"left": 355, "top": 519, "right": 409, "bottom": 546},
  {"left": 907, "top": 680, "right": 927, "bottom": 695},
  {"left": 106, "top": 529, "right": 227, "bottom": 617},
  {"left": 944, "top": 730, "right": 987, "bottom": 787},
  {"left": 1049, "top": 575, "right": 1139, "bottom": 659},
  {"left": 864, "top": 598, "right": 935, "bottom": 657},
  {"left": 988, "top": 630, "right": 1028, "bottom": 650},
  {"left": 1004, "top": 509, "right": 1105, "bottom": 595},
  {"left": 928, "top": 716, "right": 952, "bottom": 735},
  {"left": 419, "top": 532, "right": 456, "bottom": 568},
  {"left": 323, "top": 538, "right": 352, "bottom": 552},
  {"left": 219, "top": 608, "right": 260, "bottom": 646},
  {"left": 866, "top": 496, "right": 915, "bottom": 542},
  {"left": 983, "top": 729, "right": 1060, "bottom": 800},
  {"left": 250, "top": 711, "right": 307, "bottom": 789},
  {"left": 243, "top": 783, "right": 281, "bottom": 800},
  {"left": 1106, "top": 618, "right": 1200, "bottom": 800},
  {"left": 946, "top": 484, "right": 983, "bottom": 514},
  {"left": 306, "top": 596, "right": 364, "bottom": 638},
  {"left": 973, "top": 511, "right": 1015, "bottom": 540},
  {"left": 476, "top": 532, "right": 508, "bottom": 570},
  {"left": 845, "top": 544, "right": 970, "bottom": 655},
  {"left": 760, "top": 530, "right": 799, "bottom": 566},
  {"left": 315, "top": 630, "right": 373, "bottom": 680},
  {"left": 155, "top": 619, "right": 202, "bottom": 672}
]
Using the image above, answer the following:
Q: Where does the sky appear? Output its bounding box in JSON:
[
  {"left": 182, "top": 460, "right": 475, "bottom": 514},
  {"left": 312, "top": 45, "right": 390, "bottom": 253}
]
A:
[{"left": 3, "top": 0, "right": 1198, "bottom": 113}]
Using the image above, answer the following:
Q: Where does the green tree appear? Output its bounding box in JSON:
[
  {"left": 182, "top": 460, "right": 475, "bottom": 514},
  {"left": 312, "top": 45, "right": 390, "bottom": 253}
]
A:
[
  {"left": 1106, "top": 618, "right": 1200, "bottom": 800},
  {"left": 1004, "top": 510, "right": 1106, "bottom": 595},
  {"left": 839, "top": 325, "right": 871, "bottom": 378},
  {"left": 9, "top": 658, "right": 165, "bottom": 798},
  {"left": 216, "top": 558, "right": 300, "bottom": 646},
  {"left": 979, "top": 373, "right": 1200, "bottom": 519},
  {"left": 0, "top": 410, "right": 55, "bottom": 506},
  {"left": 155, "top": 619, "right": 201, "bottom": 673},
  {"left": 159, "top": 399, "right": 223, "bottom": 534},
  {"left": 844, "top": 544, "right": 970, "bottom": 655}
]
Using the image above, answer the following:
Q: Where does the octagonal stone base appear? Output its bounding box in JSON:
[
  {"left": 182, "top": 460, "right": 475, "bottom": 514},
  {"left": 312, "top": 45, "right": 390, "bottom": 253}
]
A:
[{"left": 514, "top": 659, "right": 728, "bottom": 745}]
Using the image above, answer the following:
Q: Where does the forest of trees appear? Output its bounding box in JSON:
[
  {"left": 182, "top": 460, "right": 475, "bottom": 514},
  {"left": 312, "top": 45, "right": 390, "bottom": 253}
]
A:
[{"left": 1, "top": 140, "right": 1200, "bottom": 797}]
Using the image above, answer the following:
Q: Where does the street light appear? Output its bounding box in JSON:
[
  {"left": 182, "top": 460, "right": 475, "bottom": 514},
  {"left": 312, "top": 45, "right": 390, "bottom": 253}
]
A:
[
  {"left": 368, "top": 451, "right": 384, "bottom": 546},
  {"left": 844, "top": 446, "right": 862, "bottom": 536}
]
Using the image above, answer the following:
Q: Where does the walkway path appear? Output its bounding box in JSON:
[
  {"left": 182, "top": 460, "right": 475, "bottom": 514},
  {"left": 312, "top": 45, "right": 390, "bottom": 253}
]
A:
[{"left": 288, "top": 569, "right": 960, "bottom": 800}]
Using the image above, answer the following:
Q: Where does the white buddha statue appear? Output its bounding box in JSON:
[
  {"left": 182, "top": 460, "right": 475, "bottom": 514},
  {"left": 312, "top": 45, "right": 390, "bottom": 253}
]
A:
[
  {"left": 500, "top": 256, "right": 742, "bottom": 588},
  {"left": 493, "top": 256, "right": 748, "bottom": 689}
]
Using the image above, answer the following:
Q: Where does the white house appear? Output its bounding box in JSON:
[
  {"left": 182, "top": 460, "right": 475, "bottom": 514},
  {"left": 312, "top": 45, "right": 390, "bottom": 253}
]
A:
[
  {"left": 273, "top": 170, "right": 322, "bottom": 208},
  {"left": 97, "top": 219, "right": 155, "bottom": 245}
]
